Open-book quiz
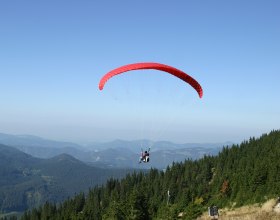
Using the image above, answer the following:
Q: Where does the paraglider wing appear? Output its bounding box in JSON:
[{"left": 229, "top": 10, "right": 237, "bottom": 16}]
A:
[{"left": 99, "top": 62, "right": 203, "bottom": 98}]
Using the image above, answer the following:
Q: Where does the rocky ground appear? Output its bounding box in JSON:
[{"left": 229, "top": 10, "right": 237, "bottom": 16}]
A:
[{"left": 197, "top": 199, "right": 280, "bottom": 220}]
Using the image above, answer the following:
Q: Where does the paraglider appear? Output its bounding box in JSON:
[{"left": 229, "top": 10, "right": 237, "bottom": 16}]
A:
[
  {"left": 99, "top": 62, "right": 203, "bottom": 98},
  {"left": 99, "top": 62, "right": 203, "bottom": 164}
]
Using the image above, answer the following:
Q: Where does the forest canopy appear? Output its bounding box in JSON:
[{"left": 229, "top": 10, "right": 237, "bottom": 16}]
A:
[{"left": 17, "top": 130, "right": 280, "bottom": 220}]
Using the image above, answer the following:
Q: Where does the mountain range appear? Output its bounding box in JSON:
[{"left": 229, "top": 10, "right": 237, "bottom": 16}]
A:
[
  {"left": 0, "top": 132, "right": 231, "bottom": 213},
  {"left": 0, "top": 133, "right": 230, "bottom": 169}
]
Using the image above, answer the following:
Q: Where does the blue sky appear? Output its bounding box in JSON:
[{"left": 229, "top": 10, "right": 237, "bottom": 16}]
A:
[{"left": 0, "top": 0, "right": 279, "bottom": 144}]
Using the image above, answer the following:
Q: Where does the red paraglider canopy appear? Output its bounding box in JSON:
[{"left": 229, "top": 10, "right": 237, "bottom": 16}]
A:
[{"left": 99, "top": 62, "right": 203, "bottom": 98}]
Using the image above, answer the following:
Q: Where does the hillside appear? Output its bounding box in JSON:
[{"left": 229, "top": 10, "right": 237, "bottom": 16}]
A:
[
  {"left": 0, "top": 144, "right": 133, "bottom": 213},
  {"left": 19, "top": 130, "right": 280, "bottom": 219}
]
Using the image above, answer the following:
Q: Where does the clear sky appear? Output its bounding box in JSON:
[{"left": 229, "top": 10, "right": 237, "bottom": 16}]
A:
[{"left": 0, "top": 0, "right": 279, "bottom": 144}]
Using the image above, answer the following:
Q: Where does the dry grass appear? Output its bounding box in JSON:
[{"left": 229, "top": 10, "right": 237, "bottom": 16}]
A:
[{"left": 197, "top": 199, "right": 280, "bottom": 220}]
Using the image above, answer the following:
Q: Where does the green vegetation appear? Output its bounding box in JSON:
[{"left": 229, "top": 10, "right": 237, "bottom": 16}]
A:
[
  {"left": 0, "top": 145, "right": 134, "bottom": 213},
  {"left": 18, "top": 130, "right": 280, "bottom": 220}
]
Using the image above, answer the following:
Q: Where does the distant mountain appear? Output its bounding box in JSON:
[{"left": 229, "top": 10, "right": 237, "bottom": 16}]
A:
[
  {"left": 0, "top": 133, "right": 85, "bottom": 159},
  {"left": 85, "top": 145, "right": 224, "bottom": 169},
  {"left": 85, "top": 139, "right": 232, "bottom": 153},
  {"left": 147, "top": 146, "right": 222, "bottom": 168},
  {"left": 0, "top": 133, "right": 82, "bottom": 149},
  {"left": 0, "top": 144, "right": 133, "bottom": 213},
  {"left": 0, "top": 133, "right": 230, "bottom": 169}
]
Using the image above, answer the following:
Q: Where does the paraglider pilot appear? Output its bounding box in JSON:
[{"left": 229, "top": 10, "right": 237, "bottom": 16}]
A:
[{"left": 139, "top": 148, "right": 150, "bottom": 163}]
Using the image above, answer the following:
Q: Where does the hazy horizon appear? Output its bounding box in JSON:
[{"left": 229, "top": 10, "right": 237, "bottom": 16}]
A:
[{"left": 0, "top": 130, "right": 265, "bottom": 147}]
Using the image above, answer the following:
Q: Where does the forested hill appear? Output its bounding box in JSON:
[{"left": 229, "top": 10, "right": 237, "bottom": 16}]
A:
[
  {"left": 0, "top": 144, "right": 133, "bottom": 213},
  {"left": 20, "top": 130, "right": 280, "bottom": 220}
]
